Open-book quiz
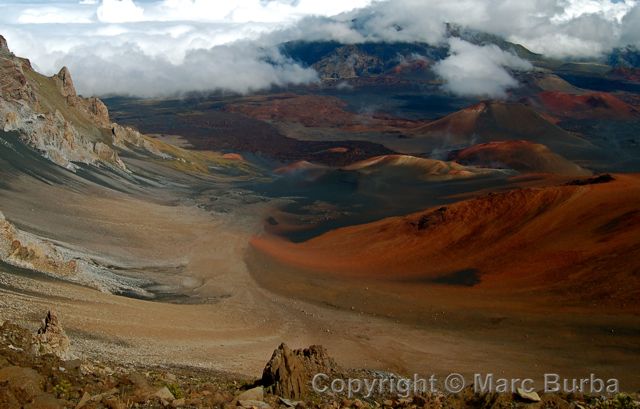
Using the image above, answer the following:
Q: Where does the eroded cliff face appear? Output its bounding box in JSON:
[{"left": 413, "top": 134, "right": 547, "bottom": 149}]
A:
[
  {"left": 0, "top": 100, "right": 127, "bottom": 171},
  {"left": 0, "top": 210, "right": 151, "bottom": 296},
  {"left": 0, "top": 210, "right": 78, "bottom": 278},
  {"left": 53, "top": 66, "right": 111, "bottom": 128},
  {"left": 0, "top": 37, "right": 126, "bottom": 171},
  {"left": 111, "top": 124, "right": 171, "bottom": 159},
  {"left": 0, "top": 35, "right": 162, "bottom": 172}
]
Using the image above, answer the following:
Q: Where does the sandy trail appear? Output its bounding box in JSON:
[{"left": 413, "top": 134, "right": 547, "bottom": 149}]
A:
[{"left": 1, "top": 175, "right": 639, "bottom": 390}]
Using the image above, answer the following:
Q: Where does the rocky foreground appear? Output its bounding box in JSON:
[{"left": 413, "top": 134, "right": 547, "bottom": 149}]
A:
[{"left": 1, "top": 312, "right": 638, "bottom": 409}]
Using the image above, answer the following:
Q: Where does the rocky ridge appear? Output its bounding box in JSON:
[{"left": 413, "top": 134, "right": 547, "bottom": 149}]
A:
[{"left": 0, "top": 35, "right": 171, "bottom": 172}]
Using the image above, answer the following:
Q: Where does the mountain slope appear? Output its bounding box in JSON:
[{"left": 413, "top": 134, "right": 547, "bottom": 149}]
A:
[
  {"left": 252, "top": 174, "right": 640, "bottom": 309},
  {"left": 450, "top": 140, "right": 591, "bottom": 176},
  {"left": 408, "top": 101, "right": 597, "bottom": 159}
]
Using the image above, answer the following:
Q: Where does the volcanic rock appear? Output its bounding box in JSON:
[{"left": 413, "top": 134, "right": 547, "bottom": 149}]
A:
[
  {"left": 261, "top": 344, "right": 339, "bottom": 399},
  {"left": 238, "top": 387, "right": 264, "bottom": 401},
  {"left": 25, "top": 393, "right": 65, "bottom": 409},
  {"left": 0, "top": 40, "right": 129, "bottom": 171},
  {"left": 0, "top": 35, "right": 9, "bottom": 54},
  {"left": 35, "top": 310, "right": 71, "bottom": 360},
  {"left": 0, "top": 213, "right": 79, "bottom": 278},
  {"left": 279, "top": 397, "right": 304, "bottom": 408},
  {"left": 515, "top": 388, "right": 541, "bottom": 402},
  {"left": 111, "top": 124, "right": 169, "bottom": 158},
  {"left": 171, "top": 398, "right": 186, "bottom": 408},
  {"left": 55, "top": 66, "right": 76, "bottom": 98},
  {"left": 154, "top": 387, "right": 175, "bottom": 402},
  {"left": 94, "top": 141, "right": 126, "bottom": 169},
  {"left": 76, "top": 392, "right": 91, "bottom": 409},
  {"left": 0, "top": 366, "right": 45, "bottom": 402},
  {"left": 85, "top": 97, "right": 110, "bottom": 127},
  {"left": 238, "top": 400, "right": 271, "bottom": 409},
  {"left": 313, "top": 45, "right": 384, "bottom": 79}
]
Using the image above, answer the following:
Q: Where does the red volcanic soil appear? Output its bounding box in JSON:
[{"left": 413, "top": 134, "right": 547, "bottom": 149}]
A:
[
  {"left": 252, "top": 174, "right": 640, "bottom": 310},
  {"left": 222, "top": 153, "right": 244, "bottom": 161},
  {"left": 225, "top": 94, "right": 426, "bottom": 132},
  {"left": 450, "top": 140, "right": 590, "bottom": 176},
  {"left": 412, "top": 102, "right": 486, "bottom": 139},
  {"left": 407, "top": 101, "right": 593, "bottom": 156},
  {"left": 227, "top": 94, "right": 355, "bottom": 127},
  {"left": 322, "top": 147, "right": 349, "bottom": 154},
  {"left": 343, "top": 154, "right": 504, "bottom": 180},
  {"left": 390, "top": 57, "right": 430, "bottom": 75},
  {"left": 274, "top": 160, "right": 327, "bottom": 175},
  {"left": 611, "top": 67, "right": 640, "bottom": 82},
  {"left": 538, "top": 91, "right": 638, "bottom": 119}
]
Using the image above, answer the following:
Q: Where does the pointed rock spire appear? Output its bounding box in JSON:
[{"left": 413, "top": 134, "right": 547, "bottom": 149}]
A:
[
  {"left": 35, "top": 310, "right": 71, "bottom": 360},
  {"left": 56, "top": 66, "right": 77, "bottom": 97}
]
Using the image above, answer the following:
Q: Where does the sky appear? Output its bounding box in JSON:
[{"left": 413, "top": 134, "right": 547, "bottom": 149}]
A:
[{"left": 0, "top": 0, "right": 639, "bottom": 97}]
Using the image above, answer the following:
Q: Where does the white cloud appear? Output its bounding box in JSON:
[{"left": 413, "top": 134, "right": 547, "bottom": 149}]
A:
[
  {"left": 433, "top": 38, "right": 532, "bottom": 98},
  {"left": 1, "top": 0, "right": 640, "bottom": 97},
  {"left": 92, "top": 0, "right": 376, "bottom": 24},
  {"left": 271, "top": 0, "right": 639, "bottom": 57},
  {"left": 16, "top": 4, "right": 95, "bottom": 24},
  {"left": 97, "top": 0, "right": 145, "bottom": 23},
  {"left": 54, "top": 41, "right": 319, "bottom": 97},
  {"left": 621, "top": 4, "right": 640, "bottom": 46},
  {"left": 552, "top": 0, "right": 636, "bottom": 22}
]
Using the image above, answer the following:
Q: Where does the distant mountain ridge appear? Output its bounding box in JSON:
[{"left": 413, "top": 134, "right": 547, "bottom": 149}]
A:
[{"left": 280, "top": 24, "right": 543, "bottom": 81}]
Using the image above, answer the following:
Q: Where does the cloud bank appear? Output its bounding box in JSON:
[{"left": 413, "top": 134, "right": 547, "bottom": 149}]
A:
[
  {"left": 433, "top": 39, "right": 532, "bottom": 98},
  {"left": 59, "top": 41, "right": 319, "bottom": 97},
  {"left": 0, "top": 0, "right": 639, "bottom": 97}
]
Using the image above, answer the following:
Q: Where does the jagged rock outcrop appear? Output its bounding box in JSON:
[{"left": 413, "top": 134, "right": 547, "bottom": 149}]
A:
[
  {"left": 84, "top": 96, "right": 110, "bottom": 127},
  {"left": 0, "top": 211, "right": 78, "bottom": 277},
  {"left": 0, "top": 35, "right": 8, "bottom": 53},
  {"left": 35, "top": 311, "right": 71, "bottom": 360},
  {"left": 0, "top": 210, "right": 152, "bottom": 295},
  {"left": 52, "top": 66, "right": 111, "bottom": 127},
  {"left": 111, "top": 124, "right": 171, "bottom": 158},
  {"left": 1, "top": 99, "right": 126, "bottom": 170},
  {"left": 0, "top": 35, "right": 126, "bottom": 171},
  {"left": 54, "top": 67, "right": 76, "bottom": 98},
  {"left": 262, "top": 344, "right": 339, "bottom": 399},
  {"left": 0, "top": 54, "right": 36, "bottom": 103}
]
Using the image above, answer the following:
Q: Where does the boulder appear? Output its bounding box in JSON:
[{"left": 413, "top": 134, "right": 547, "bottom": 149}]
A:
[
  {"left": 238, "top": 400, "right": 271, "bottom": 409},
  {"left": 75, "top": 392, "right": 91, "bottom": 409},
  {"left": 171, "top": 398, "right": 186, "bottom": 408},
  {"left": 154, "top": 387, "right": 175, "bottom": 402},
  {"left": 237, "top": 387, "right": 264, "bottom": 402},
  {"left": 261, "top": 344, "right": 339, "bottom": 399},
  {"left": 516, "top": 388, "right": 541, "bottom": 403},
  {"left": 279, "top": 397, "right": 304, "bottom": 408},
  {"left": 24, "top": 393, "right": 65, "bottom": 409},
  {"left": 0, "top": 366, "right": 45, "bottom": 402},
  {"left": 35, "top": 310, "right": 71, "bottom": 360}
]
